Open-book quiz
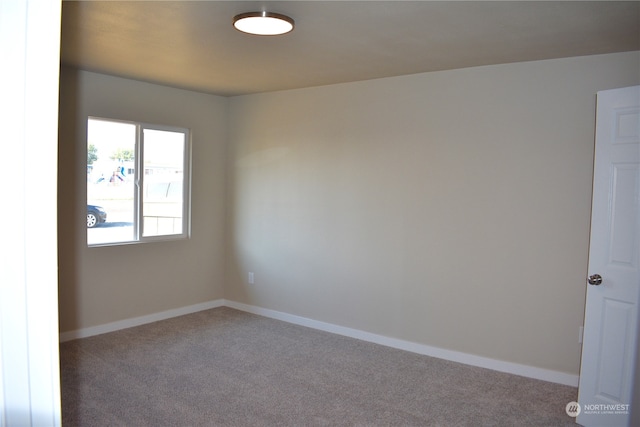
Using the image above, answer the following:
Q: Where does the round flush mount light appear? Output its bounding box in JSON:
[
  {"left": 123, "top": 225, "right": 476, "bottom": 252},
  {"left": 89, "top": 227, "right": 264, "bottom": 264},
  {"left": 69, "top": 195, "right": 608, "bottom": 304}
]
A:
[{"left": 233, "top": 11, "right": 294, "bottom": 36}]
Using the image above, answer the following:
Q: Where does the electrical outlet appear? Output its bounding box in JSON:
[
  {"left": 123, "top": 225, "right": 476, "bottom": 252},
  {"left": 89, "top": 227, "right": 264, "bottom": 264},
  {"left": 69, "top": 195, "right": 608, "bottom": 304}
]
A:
[{"left": 248, "top": 272, "right": 254, "bottom": 285}]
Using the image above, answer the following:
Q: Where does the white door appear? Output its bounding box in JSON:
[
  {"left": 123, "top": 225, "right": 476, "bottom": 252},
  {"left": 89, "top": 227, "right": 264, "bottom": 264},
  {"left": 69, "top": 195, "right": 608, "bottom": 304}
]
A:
[{"left": 577, "top": 85, "right": 640, "bottom": 427}]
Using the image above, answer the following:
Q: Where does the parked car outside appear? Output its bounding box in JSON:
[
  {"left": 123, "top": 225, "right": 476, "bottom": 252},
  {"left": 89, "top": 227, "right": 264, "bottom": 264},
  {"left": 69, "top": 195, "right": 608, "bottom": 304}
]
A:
[{"left": 87, "top": 204, "right": 107, "bottom": 228}]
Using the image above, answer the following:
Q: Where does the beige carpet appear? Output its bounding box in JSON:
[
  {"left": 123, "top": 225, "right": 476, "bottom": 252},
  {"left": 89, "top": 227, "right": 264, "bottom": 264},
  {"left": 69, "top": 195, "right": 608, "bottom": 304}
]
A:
[{"left": 60, "top": 307, "right": 578, "bottom": 426}]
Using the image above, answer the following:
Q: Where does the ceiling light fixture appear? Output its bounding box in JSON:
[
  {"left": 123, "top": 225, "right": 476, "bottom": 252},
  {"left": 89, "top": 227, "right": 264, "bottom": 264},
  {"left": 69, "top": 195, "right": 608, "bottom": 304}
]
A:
[{"left": 233, "top": 11, "right": 294, "bottom": 36}]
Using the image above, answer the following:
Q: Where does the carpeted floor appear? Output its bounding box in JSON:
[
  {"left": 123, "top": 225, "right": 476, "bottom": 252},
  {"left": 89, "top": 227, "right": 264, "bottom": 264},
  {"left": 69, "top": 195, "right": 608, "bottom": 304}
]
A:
[{"left": 60, "top": 307, "right": 578, "bottom": 426}]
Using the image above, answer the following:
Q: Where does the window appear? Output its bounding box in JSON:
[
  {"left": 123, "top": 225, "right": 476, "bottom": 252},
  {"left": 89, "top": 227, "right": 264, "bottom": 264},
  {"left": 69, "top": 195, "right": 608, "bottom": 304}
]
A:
[{"left": 87, "top": 117, "right": 190, "bottom": 246}]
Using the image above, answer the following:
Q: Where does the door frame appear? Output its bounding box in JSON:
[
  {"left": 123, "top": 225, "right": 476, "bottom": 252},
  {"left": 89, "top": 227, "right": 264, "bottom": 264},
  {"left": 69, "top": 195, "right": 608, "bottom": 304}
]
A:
[{"left": 0, "top": 0, "right": 62, "bottom": 425}]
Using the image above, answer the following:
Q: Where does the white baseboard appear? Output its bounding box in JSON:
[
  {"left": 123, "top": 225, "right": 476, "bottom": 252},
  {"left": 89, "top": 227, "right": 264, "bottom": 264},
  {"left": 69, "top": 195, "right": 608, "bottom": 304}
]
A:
[
  {"left": 59, "top": 298, "right": 579, "bottom": 387},
  {"left": 58, "top": 299, "right": 225, "bottom": 342},
  {"left": 224, "top": 300, "right": 580, "bottom": 387}
]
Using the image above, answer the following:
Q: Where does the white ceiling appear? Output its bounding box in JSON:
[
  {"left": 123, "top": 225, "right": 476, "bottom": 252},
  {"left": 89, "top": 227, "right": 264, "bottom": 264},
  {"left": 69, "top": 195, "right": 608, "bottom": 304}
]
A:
[{"left": 60, "top": 1, "right": 640, "bottom": 97}]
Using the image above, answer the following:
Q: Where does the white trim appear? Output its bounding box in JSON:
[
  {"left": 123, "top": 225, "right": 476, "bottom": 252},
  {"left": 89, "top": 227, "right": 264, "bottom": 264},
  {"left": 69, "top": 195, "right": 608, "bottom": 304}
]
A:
[
  {"left": 1, "top": 1, "right": 62, "bottom": 425},
  {"left": 224, "top": 300, "right": 579, "bottom": 387},
  {"left": 59, "top": 298, "right": 579, "bottom": 387},
  {"left": 59, "top": 300, "right": 225, "bottom": 342}
]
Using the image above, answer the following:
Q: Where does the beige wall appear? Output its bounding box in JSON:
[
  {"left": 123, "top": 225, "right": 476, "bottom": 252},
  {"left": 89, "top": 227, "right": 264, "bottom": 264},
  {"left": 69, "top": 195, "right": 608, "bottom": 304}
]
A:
[
  {"left": 225, "top": 51, "right": 640, "bottom": 375},
  {"left": 58, "top": 68, "right": 228, "bottom": 333}
]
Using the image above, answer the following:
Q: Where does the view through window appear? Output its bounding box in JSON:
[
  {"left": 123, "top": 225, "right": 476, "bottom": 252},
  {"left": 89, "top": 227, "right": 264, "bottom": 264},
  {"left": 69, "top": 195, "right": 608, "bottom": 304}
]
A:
[{"left": 87, "top": 117, "right": 190, "bottom": 246}]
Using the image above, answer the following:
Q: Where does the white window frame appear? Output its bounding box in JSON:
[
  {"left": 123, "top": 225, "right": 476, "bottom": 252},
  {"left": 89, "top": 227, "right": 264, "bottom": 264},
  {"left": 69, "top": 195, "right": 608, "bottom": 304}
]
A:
[{"left": 87, "top": 116, "right": 191, "bottom": 246}]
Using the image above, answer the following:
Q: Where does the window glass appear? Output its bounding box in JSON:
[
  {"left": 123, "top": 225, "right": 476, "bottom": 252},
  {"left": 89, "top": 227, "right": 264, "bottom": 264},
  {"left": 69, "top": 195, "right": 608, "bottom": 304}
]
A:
[
  {"left": 87, "top": 119, "right": 136, "bottom": 245},
  {"left": 142, "top": 129, "right": 185, "bottom": 237}
]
